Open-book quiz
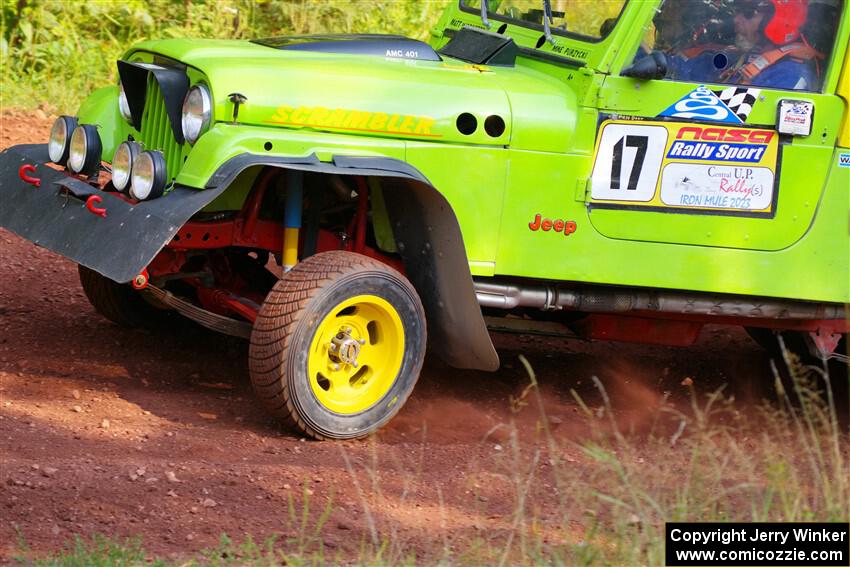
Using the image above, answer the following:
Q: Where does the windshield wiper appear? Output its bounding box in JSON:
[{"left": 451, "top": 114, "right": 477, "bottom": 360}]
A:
[
  {"left": 542, "top": 0, "right": 555, "bottom": 45},
  {"left": 480, "top": 0, "right": 491, "bottom": 28}
]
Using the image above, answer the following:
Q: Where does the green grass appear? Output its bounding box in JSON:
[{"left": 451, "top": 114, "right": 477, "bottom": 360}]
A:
[
  {"left": 16, "top": 533, "right": 414, "bottom": 567},
  {"left": 14, "top": 353, "right": 849, "bottom": 566},
  {"left": 0, "top": 0, "right": 449, "bottom": 114},
  {"left": 15, "top": 534, "right": 167, "bottom": 567}
]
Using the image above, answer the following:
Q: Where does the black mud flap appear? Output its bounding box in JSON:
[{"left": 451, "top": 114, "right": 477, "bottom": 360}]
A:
[{"left": 0, "top": 144, "right": 226, "bottom": 283}]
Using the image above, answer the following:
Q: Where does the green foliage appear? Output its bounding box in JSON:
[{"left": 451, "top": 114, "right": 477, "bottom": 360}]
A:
[
  {"left": 0, "top": 0, "right": 449, "bottom": 113},
  {"left": 19, "top": 534, "right": 168, "bottom": 566},
  {"left": 462, "top": 0, "right": 625, "bottom": 38}
]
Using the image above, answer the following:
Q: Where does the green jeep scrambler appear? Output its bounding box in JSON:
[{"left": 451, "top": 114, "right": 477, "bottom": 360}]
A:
[{"left": 1, "top": 0, "right": 848, "bottom": 439}]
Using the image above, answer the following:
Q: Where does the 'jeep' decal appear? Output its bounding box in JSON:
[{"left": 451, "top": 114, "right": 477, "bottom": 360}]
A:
[{"left": 528, "top": 214, "right": 577, "bottom": 236}]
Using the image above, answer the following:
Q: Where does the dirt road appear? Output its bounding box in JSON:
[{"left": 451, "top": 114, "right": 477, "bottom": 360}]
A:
[{"left": 0, "top": 111, "right": 779, "bottom": 563}]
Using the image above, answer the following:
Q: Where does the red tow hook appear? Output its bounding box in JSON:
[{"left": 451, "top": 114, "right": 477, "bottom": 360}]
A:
[
  {"left": 85, "top": 195, "right": 107, "bottom": 218},
  {"left": 18, "top": 164, "right": 40, "bottom": 187},
  {"left": 132, "top": 269, "right": 149, "bottom": 290}
]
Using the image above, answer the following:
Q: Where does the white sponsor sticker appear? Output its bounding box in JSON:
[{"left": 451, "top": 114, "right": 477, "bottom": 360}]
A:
[
  {"left": 777, "top": 99, "right": 814, "bottom": 136},
  {"left": 659, "top": 163, "right": 774, "bottom": 211}
]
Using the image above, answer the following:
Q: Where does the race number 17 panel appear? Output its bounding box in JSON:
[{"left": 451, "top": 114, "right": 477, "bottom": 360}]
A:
[{"left": 589, "top": 119, "right": 779, "bottom": 216}]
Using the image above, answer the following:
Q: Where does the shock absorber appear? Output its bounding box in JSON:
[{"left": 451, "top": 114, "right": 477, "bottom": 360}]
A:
[{"left": 283, "top": 170, "right": 304, "bottom": 272}]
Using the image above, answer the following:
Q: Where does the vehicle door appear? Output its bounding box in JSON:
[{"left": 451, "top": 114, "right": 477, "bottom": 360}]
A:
[{"left": 588, "top": 0, "right": 849, "bottom": 252}]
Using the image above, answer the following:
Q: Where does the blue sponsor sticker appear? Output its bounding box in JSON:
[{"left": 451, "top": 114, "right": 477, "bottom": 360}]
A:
[
  {"left": 667, "top": 141, "right": 768, "bottom": 163},
  {"left": 659, "top": 86, "right": 743, "bottom": 124},
  {"left": 839, "top": 153, "right": 850, "bottom": 168}
]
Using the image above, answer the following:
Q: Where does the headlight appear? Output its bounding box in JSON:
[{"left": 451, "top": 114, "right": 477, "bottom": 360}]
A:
[
  {"left": 118, "top": 83, "right": 133, "bottom": 124},
  {"left": 47, "top": 115, "right": 78, "bottom": 166},
  {"left": 130, "top": 150, "right": 167, "bottom": 201},
  {"left": 67, "top": 124, "right": 103, "bottom": 176},
  {"left": 181, "top": 85, "right": 212, "bottom": 145},
  {"left": 111, "top": 141, "right": 142, "bottom": 193}
]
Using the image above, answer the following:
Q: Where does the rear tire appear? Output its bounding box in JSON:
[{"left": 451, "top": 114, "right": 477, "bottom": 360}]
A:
[
  {"left": 249, "top": 251, "right": 426, "bottom": 440},
  {"left": 746, "top": 327, "right": 847, "bottom": 363},
  {"left": 78, "top": 265, "right": 163, "bottom": 328},
  {"left": 746, "top": 327, "right": 810, "bottom": 359}
]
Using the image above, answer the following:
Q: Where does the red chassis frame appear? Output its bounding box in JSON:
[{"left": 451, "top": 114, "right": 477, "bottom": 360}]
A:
[{"left": 147, "top": 173, "right": 403, "bottom": 323}]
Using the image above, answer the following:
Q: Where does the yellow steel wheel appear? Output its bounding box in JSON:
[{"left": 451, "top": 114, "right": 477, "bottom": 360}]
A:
[
  {"left": 249, "top": 251, "right": 426, "bottom": 440},
  {"left": 307, "top": 295, "right": 404, "bottom": 414}
]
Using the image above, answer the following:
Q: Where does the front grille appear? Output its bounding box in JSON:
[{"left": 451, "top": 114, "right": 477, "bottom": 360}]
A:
[{"left": 139, "top": 78, "right": 183, "bottom": 181}]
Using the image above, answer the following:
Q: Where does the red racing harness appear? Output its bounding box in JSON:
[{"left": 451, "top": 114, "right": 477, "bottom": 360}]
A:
[{"left": 724, "top": 42, "right": 822, "bottom": 84}]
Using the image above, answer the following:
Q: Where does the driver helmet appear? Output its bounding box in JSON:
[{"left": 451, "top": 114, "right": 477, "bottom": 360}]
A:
[{"left": 751, "top": 0, "right": 809, "bottom": 44}]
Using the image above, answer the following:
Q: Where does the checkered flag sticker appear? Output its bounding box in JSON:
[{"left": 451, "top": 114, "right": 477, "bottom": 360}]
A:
[{"left": 713, "top": 87, "right": 761, "bottom": 122}]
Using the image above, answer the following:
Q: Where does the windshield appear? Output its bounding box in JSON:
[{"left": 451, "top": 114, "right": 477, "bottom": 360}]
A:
[{"left": 461, "top": 0, "right": 628, "bottom": 40}]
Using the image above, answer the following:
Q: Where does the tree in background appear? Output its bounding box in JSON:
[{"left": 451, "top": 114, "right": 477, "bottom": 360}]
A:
[{"left": 1, "top": 0, "right": 448, "bottom": 112}]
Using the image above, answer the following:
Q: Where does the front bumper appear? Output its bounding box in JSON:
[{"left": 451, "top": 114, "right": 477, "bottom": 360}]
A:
[{"left": 0, "top": 144, "right": 226, "bottom": 283}]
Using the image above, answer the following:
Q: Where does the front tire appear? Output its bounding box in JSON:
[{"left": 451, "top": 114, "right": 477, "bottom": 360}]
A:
[
  {"left": 78, "top": 265, "right": 164, "bottom": 328},
  {"left": 248, "top": 251, "right": 426, "bottom": 440}
]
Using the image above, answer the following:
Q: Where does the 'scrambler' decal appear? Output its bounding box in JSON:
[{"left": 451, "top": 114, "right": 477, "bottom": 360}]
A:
[
  {"left": 839, "top": 153, "right": 850, "bottom": 168},
  {"left": 528, "top": 214, "right": 577, "bottom": 236},
  {"left": 590, "top": 119, "right": 779, "bottom": 214},
  {"left": 713, "top": 87, "right": 761, "bottom": 123},
  {"left": 658, "top": 85, "right": 743, "bottom": 124},
  {"left": 266, "top": 105, "right": 440, "bottom": 138}
]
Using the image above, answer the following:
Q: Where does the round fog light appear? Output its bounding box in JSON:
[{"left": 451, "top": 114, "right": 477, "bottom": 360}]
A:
[
  {"left": 68, "top": 124, "right": 103, "bottom": 176},
  {"left": 111, "top": 141, "right": 142, "bottom": 193},
  {"left": 130, "top": 150, "right": 167, "bottom": 201},
  {"left": 47, "top": 115, "right": 78, "bottom": 166}
]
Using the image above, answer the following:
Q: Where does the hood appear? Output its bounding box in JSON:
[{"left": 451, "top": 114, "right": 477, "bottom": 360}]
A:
[{"left": 127, "top": 36, "right": 577, "bottom": 152}]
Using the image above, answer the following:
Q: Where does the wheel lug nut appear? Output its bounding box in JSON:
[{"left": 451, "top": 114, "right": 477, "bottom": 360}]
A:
[
  {"left": 333, "top": 364, "right": 340, "bottom": 371},
  {"left": 359, "top": 339, "right": 366, "bottom": 345}
]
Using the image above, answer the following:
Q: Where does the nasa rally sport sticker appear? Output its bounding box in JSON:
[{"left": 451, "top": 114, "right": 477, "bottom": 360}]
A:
[
  {"left": 658, "top": 85, "right": 744, "bottom": 124},
  {"left": 590, "top": 119, "right": 779, "bottom": 214}
]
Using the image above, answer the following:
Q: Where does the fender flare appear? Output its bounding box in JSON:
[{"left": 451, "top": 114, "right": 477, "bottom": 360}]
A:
[{"left": 208, "top": 152, "right": 500, "bottom": 372}]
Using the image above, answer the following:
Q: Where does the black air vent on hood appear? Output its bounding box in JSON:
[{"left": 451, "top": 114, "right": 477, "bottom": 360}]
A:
[
  {"left": 252, "top": 34, "right": 441, "bottom": 62},
  {"left": 439, "top": 26, "right": 518, "bottom": 67}
]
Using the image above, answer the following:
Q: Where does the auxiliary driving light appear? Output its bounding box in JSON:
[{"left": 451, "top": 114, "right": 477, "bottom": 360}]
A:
[
  {"left": 67, "top": 124, "right": 103, "bottom": 176},
  {"left": 47, "top": 115, "right": 78, "bottom": 166},
  {"left": 129, "top": 150, "right": 167, "bottom": 201},
  {"left": 111, "top": 141, "right": 142, "bottom": 193}
]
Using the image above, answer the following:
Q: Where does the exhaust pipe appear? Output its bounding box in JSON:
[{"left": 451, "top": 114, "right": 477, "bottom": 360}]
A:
[{"left": 473, "top": 280, "right": 845, "bottom": 320}]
